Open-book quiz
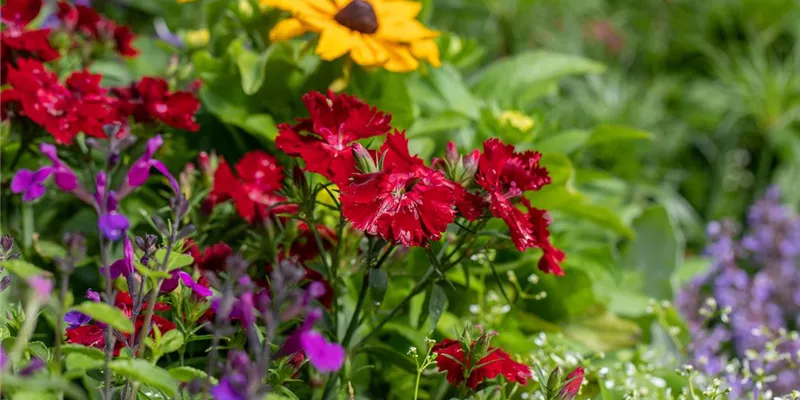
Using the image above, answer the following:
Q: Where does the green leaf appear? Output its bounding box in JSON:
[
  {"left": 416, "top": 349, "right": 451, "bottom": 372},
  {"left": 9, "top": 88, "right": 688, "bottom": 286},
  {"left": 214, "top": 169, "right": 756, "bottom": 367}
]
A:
[
  {"left": 0, "top": 375, "right": 86, "bottom": 400},
  {"left": 229, "top": 39, "right": 273, "bottom": 95},
  {"left": 34, "top": 240, "right": 67, "bottom": 260},
  {"left": 587, "top": 124, "right": 653, "bottom": 146},
  {"left": 71, "top": 302, "right": 134, "bottom": 334},
  {"left": 110, "top": 359, "right": 178, "bottom": 398},
  {"left": 622, "top": 206, "right": 684, "bottom": 299},
  {"left": 368, "top": 269, "right": 389, "bottom": 306},
  {"left": 361, "top": 345, "right": 416, "bottom": 373},
  {"left": 535, "top": 130, "right": 590, "bottom": 155},
  {"left": 168, "top": 366, "right": 211, "bottom": 383},
  {"left": 526, "top": 186, "right": 634, "bottom": 238},
  {"left": 1, "top": 259, "right": 51, "bottom": 279},
  {"left": 159, "top": 329, "right": 184, "bottom": 354},
  {"left": 470, "top": 51, "right": 605, "bottom": 108},
  {"left": 412, "top": 64, "right": 480, "bottom": 119},
  {"left": 244, "top": 114, "right": 279, "bottom": 145},
  {"left": 167, "top": 253, "right": 194, "bottom": 272},
  {"left": 562, "top": 311, "right": 641, "bottom": 352},
  {"left": 427, "top": 284, "right": 447, "bottom": 332},
  {"left": 65, "top": 353, "right": 104, "bottom": 372},
  {"left": 61, "top": 344, "right": 105, "bottom": 360}
]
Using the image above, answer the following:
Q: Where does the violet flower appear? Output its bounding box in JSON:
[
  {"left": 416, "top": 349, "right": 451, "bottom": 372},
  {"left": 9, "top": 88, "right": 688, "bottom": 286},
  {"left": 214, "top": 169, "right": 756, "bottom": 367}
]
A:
[
  {"left": 154, "top": 18, "right": 183, "bottom": 48},
  {"left": 40, "top": 143, "right": 78, "bottom": 191},
  {"left": 162, "top": 271, "right": 213, "bottom": 297},
  {"left": 19, "top": 357, "right": 45, "bottom": 376},
  {"left": 279, "top": 308, "right": 345, "bottom": 373},
  {"left": 122, "top": 135, "right": 180, "bottom": 195},
  {"left": 0, "top": 345, "right": 6, "bottom": 369},
  {"left": 11, "top": 167, "right": 53, "bottom": 201},
  {"left": 98, "top": 212, "right": 130, "bottom": 241},
  {"left": 27, "top": 275, "right": 53, "bottom": 303},
  {"left": 102, "top": 236, "right": 135, "bottom": 279},
  {"left": 64, "top": 289, "right": 100, "bottom": 328}
]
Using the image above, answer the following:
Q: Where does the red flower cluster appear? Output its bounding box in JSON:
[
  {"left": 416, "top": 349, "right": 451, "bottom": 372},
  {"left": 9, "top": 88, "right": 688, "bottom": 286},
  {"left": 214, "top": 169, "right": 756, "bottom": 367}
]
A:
[
  {"left": 187, "top": 241, "right": 234, "bottom": 273},
  {"left": 56, "top": 1, "right": 138, "bottom": 57},
  {"left": 272, "top": 91, "right": 565, "bottom": 271},
  {"left": 1, "top": 60, "right": 200, "bottom": 144},
  {"left": 209, "top": 151, "right": 296, "bottom": 223},
  {"left": 276, "top": 91, "right": 392, "bottom": 185},
  {"left": 112, "top": 77, "right": 201, "bottom": 131},
  {"left": 65, "top": 292, "right": 175, "bottom": 355},
  {"left": 340, "top": 132, "right": 456, "bottom": 247},
  {"left": 0, "top": 0, "right": 58, "bottom": 84},
  {"left": 432, "top": 338, "right": 532, "bottom": 390}
]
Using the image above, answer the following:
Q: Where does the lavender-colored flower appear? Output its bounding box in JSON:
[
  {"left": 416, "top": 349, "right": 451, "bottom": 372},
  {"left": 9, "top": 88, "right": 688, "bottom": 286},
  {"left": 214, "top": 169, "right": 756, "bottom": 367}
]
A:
[
  {"left": 279, "top": 308, "right": 345, "bottom": 373},
  {"left": 98, "top": 212, "right": 130, "bottom": 241},
  {"left": 19, "top": 357, "right": 45, "bottom": 376},
  {"left": 154, "top": 19, "right": 183, "bottom": 48},
  {"left": 210, "top": 351, "right": 257, "bottom": 400},
  {"left": 27, "top": 275, "right": 53, "bottom": 303},
  {"left": 127, "top": 135, "right": 163, "bottom": 187},
  {"left": 11, "top": 167, "right": 53, "bottom": 201},
  {"left": 210, "top": 379, "right": 244, "bottom": 400},
  {"left": 178, "top": 271, "right": 213, "bottom": 297},
  {"left": 40, "top": 143, "right": 78, "bottom": 191},
  {"left": 102, "top": 236, "right": 135, "bottom": 279},
  {"left": 678, "top": 187, "right": 800, "bottom": 396}
]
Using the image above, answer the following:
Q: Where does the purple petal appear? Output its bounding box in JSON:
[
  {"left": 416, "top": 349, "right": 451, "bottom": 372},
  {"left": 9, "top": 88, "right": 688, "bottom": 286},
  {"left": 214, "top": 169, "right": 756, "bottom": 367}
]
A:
[
  {"left": 107, "top": 191, "right": 119, "bottom": 213},
  {"left": 123, "top": 236, "right": 134, "bottom": 269},
  {"left": 86, "top": 289, "right": 100, "bottom": 302},
  {"left": 102, "top": 259, "right": 126, "bottom": 279},
  {"left": 177, "top": 271, "right": 213, "bottom": 297},
  {"left": 32, "top": 167, "right": 54, "bottom": 183},
  {"left": 300, "top": 331, "right": 345, "bottom": 373},
  {"left": 19, "top": 356, "right": 46, "bottom": 376},
  {"left": 160, "top": 271, "right": 179, "bottom": 293},
  {"left": 127, "top": 159, "right": 152, "bottom": 188},
  {"left": 53, "top": 168, "right": 77, "bottom": 191},
  {"left": 154, "top": 19, "right": 183, "bottom": 48},
  {"left": 64, "top": 311, "right": 93, "bottom": 328},
  {"left": 150, "top": 160, "right": 180, "bottom": 194},
  {"left": 98, "top": 212, "right": 129, "bottom": 241},
  {"left": 210, "top": 379, "right": 244, "bottom": 400},
  {"left": 22, "top": 183, "right": 47, "bottom": 202},
  {"left": 302, "top": 308, "right": 322, "bottom": 331},
  {"left": 40, "top": 143, "right": 58, "bottom": 163},
  {"left": 27, "top": 275, "right": 53, "bottom": 302},
  {"left": 11, "top": 169, "right": 34, "bottom": 193},
  {"left": 144, "top": 135, "right": 163, "bottom": 158},
  {"left": 0, "top": 346, "right": 6, "bottom": 370}
]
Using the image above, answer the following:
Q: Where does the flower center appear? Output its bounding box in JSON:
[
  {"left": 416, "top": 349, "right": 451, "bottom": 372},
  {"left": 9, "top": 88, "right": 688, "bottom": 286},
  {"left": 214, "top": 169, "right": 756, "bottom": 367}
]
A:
[{"left": 334, "top": 0, "right": 379, "bottom": 34}]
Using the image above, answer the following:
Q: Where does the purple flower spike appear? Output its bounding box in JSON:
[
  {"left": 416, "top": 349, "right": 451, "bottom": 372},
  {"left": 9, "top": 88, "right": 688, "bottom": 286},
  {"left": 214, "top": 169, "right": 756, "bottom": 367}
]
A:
[
  {"left": 12, "top": 167, "right": 53, "bottom": 201},
  {"left": 127, "top": 135, "right": 163, "bottom": 188},
  {"left": 40, "top": 143, "right": 77, "bottom": 191},
  {"left": 98, "top": 212, "right": 129, "bottom": 241},
  {"left": 300, "top": 331, "right": 345, "bottom": 372},
  {"left": 177, "top": 271, "right": 213, "bottom": 297},
  {"left": 103, "top": 236, "right": 135, "bottom": 278}
]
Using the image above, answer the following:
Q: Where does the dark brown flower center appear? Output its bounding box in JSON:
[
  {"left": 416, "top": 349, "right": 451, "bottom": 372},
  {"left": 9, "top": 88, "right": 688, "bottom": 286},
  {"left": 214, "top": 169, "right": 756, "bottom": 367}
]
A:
[{"left": 334, "top": 0, "right": 379, "bottom": 34}]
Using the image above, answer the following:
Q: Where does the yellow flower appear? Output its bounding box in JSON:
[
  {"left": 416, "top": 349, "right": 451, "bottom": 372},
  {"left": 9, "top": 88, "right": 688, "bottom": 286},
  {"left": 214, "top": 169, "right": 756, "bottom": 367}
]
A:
[
  {"left": 261, "top": 0, "right": 441, "bottom": 72},
  {"left": 185, "top": 29, "right": 210, "bottom": 48},
  {"left": 498, "top": 110, "right": 535, "bottom": 132}
]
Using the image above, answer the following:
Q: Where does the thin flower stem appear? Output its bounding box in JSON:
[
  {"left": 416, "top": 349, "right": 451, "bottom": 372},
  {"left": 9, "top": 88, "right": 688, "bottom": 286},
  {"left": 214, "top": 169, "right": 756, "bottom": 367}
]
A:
[
  {"left": 134, "top": 231, "right": 177, "bottom": 356},
  {"left": 99, "top": 236, "right": 116, "bottom": 400},
  {"left": 341, "top": 272, "right": 370, "bottom": 349},
  {"left": 53, "top": 267, "right": 72, "bottom": 400}
]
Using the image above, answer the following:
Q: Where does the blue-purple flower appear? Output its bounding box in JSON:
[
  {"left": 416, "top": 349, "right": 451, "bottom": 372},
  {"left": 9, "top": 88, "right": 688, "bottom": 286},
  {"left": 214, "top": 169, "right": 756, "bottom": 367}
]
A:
[
  {"left": 40, "top": 143, "right": 78, "bottom": 191},
  {"left": 64, "top": 289, "right": 100, "bottom": 328},
  {"left": 103, "top": 236, "right": 135, "bottom": 279},
  {"left": 98, "top": 212, "right": 130, "bottom": 241},
  {"left": 279, "top": 308, "right": 345, "bottom": 373},
  {"left": 11, "top": 167, "right": 53, "bottom": 201}
]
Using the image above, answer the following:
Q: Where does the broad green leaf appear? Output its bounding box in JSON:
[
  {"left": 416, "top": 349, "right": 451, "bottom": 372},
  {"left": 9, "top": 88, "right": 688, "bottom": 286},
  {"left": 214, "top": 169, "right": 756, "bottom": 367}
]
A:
[
  {"left": 413, "top": 64, "right": 480, "bottom": 119},
  {"left": 587, "top": 124, "right": 653, "bottom": 146},
  {"left": 368, "top": 269, "right": 388, "bottom": 306},
  {"left": 535, "top": 130, "right": 590, "bottom": 155},
  {"left": 26, "top": 341, "right": 49, "bottom": 361},
  {"left": 622, "top": 206, "right": 684, "bottom": 299},
  {"left": 65, "top": 353, "right": 103, "bottom": 372},
  {"left": 110, "top": 359, "right": 178, "bottom": 398},
  {"left": 427, "top": 284, "right": 447, "bottom": 332},
  {"left": 244, "top": 114, "right": 279, "bottom": 145},
  {"left": 167, "top": 253, "right": 194, "bottom": 272},
  {"left": 11, "top": 391, "right": 58, "bottom": 400},
  {"left": 229, "top": 39, "right": 273, "bottom": 95},
  {"left": 61, "top": 344, "right": 105, "bottom": 360},
  {"left": 470, "top": 51, "right": 605, "bottom": 108},
  {"left": 159, "top": 329, "right": 184, "bottom": 354},
  {"left": 1, "top": 375, "right": 86, "bottom": 400},
  {"left": 1, "top": 259, "right": 51, "bottom": 279},
  {"left": 169, "top": 366, "right": 211, "bottom": 383},
  {"left": 526, "top": 186, "right": 634, "bottom": 238},
  {"left": 71, "top": 302, "right": 134, "bottom": 334}
]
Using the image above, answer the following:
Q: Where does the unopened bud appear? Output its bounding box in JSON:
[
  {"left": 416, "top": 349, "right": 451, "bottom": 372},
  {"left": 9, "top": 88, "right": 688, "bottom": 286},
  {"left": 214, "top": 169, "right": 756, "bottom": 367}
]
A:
[
  {"left": 547, "top": 366, "right": 564, "bottom": 395},
  {"left": 445, "top": 141, "right": 459, "bottom": 164},
  {"left": 1, "top": 235, "right": 14, "bottom": 252},
  {"left": 198, "top": 152, "right": 211, "bottom": 175},
  {"left": 352, "top": 143, "right": 377, "bottom": 173},
  {"left": 238, "top": 0, "right": 254, "bottom": 20}
]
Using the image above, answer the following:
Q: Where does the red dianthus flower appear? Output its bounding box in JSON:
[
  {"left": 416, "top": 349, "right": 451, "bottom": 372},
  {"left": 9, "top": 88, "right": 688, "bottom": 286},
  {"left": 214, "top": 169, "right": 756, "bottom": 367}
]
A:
[
  {"left": 432, "top": 338, "right": 532, "bottom": 390},
  {"left": 276, "top": 90, "right": 392, "bottom": 185},
  {"left": 340, "top": 132, "right": 455, "bottom": 247}
]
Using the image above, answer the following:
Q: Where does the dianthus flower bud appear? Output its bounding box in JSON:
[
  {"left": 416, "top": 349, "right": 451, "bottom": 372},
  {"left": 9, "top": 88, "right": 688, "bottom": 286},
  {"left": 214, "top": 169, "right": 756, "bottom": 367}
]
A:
[{"left": 352, "top": 143, "right": 378, "bottom": 173}]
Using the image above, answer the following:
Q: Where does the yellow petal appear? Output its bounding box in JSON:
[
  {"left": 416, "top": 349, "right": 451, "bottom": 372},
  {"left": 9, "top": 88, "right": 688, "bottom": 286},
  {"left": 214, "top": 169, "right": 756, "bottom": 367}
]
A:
[
  {"left": 374, "top": 0, "right": 421, "bottom": 19},
  {"left": 411, "top": 38, "right": 441, "bottom": 67},
  {"left": 350, "top": 35, "right": 389, "bottom": 67},
  {"left": 306, "top": 0, "right": 338, "bottom": 15},
  {"left": 333, "top": 0, "right": 351, "bottom": 8},
  {"left": 259, "top": 0, "right": 294, "bottom": 11},
  {"left": 270, "top": 18, "right": 308, "bottom": 41},
  {"left": 381, "top": 43, "right": 419, "bottom": 72},
  {"left": 316, "top": 25, "right": 356, "bottom": 60},
  {"left": 376, "top": 19, "right": 438, "bottom": 42}
]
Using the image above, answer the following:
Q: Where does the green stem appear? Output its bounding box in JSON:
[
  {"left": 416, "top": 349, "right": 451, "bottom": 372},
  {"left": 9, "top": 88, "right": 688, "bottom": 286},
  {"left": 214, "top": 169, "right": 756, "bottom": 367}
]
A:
[
  {"left": 341, "top": 273, "right": 369, "bottom": 349},
  {"left": 5, "top": 301, "right": 41, "bottom": 371},
  {"left": 413, "top": 370, "right": 423, "bottom": 400}
]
